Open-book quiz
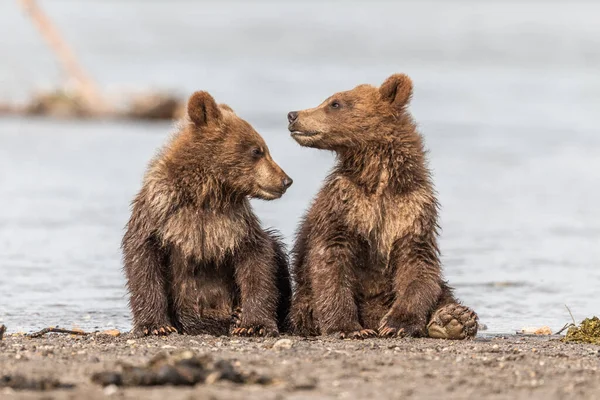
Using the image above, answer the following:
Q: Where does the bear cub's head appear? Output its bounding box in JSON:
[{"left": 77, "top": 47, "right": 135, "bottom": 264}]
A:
[
  {"left": 187, "top": 91, "right": 292, "bottom": 200},
  {"left": 287, "top": 73, "right": 413, "bottom": 150}
]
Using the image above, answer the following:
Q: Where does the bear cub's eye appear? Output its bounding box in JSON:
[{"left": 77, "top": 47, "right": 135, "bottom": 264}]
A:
[
  {"left": 251, "top": 147, "right": 264, "bottom": 158},
  {"left": 330, "top": 101, "right": 341, "bottom": 109}
]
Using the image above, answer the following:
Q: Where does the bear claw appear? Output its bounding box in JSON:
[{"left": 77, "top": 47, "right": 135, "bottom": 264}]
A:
[
  {"left": 231, "top": 307, "right": 243, "bottom": 327},
  {"left": 139, "top": 325, "right": 177, "bottom": 337},
  {"left": 378, "top": 316, "right": 424, "bottom": 338},
  {"left": 378, "top": 326, "right": 405, "bottom": 338},
  {"left": 339, "top": 329, "right": 377, "bottom": 340},
  {"left": 231, "top": 325, "right": 278, "bottom": 337}
]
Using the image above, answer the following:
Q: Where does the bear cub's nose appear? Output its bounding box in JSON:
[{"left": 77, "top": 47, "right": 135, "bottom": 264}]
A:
[
  {"left": 287, "top": 111, "right": 299, "bottom": 124},
  {"left": 282, "top": 176, "right": 293, "bottom": 189}
]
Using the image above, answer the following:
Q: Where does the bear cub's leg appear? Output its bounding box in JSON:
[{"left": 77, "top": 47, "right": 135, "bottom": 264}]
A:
[
  {"left": 230, "top": 231, "right": 292, "bottom": 335},
  {"left": 378, "top": 236, "right": 443, "bottom": 338},
  {"left": 290, "top": 283, "right": 318, "bottom": 336},
  {"left": 123, "top": 232, "right": 177, "bottom": 337},
  {"left": 231, "top": 233, "right": 288, "bottom": 337},
  {"left": 308, "top": 238, "right": 377, "bottom": 339}
]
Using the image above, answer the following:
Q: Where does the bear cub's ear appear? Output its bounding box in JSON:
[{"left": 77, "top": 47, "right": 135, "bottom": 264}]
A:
[
  {"left": 187, "top": 91, "right": 222, "bottom": 127},
  {"left": 379, "top": 73, "right": 413, "bottom": 108}
]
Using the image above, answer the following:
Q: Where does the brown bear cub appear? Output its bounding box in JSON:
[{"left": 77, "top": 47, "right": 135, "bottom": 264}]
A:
[
  {"left": 123, "top": 91, "right": 293, "bottom": 337},
  {"left": 287, "top": 74, "right": 478, "bottom": 340}
]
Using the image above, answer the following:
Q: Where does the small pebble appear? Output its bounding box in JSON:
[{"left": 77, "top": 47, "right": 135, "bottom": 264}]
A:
[
  {"left": 519, "top": 326, "right": 552, "bottom": 335},
  {"left": 99, "top": 329, "right": 121, "bottom": 337},
  {"left": 272, "top": 339, "right": 294, "bottom": 350},
  {"left": 290, "top": 376, "right": 318, "bottom": 390},
  {"left": 103, "top": 384, "right": 119, "bottom": 396}
]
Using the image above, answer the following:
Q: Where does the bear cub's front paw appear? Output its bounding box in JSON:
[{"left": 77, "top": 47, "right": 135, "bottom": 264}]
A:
[
  {"left": 231, "top": 324, "right": 279, "bottom": 337},
  {"left": 230, "top": 314, "right": 278, "bottom": 337},
  {"left": 134, "top": 323, "right": 178, "bottom": 337}
]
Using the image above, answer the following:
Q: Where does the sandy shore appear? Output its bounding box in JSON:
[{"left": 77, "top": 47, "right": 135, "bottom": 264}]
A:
[{"left": 1, "top": 332, "right": 599, "bottom": 399}]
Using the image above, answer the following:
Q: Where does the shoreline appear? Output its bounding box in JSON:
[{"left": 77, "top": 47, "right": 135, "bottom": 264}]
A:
[{"left": 1, "top": 332, "right": 599, "bottom": 399}]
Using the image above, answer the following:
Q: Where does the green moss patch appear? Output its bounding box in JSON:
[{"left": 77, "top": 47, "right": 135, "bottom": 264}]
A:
[{"left": 562, "top": 317, "right": 600, "bottom": 345}]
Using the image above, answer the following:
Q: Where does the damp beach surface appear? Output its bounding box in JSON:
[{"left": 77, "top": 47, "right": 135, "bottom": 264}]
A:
[{"left": 1, "top": 333, "right": 600, "bottom": 399}]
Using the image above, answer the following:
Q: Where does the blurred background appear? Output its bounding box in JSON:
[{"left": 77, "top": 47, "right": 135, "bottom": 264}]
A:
[{"left": 0, "top": 0, "right": 599, "bottom": 334}]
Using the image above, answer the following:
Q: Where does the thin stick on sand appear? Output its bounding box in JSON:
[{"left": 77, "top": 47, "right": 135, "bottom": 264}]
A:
[
  {"left": 565, "top": 304, "right": 576, "bottom": 325},
  {"left": 27, "top": 327, "right": 89, "bottom": 338},
  {"left": 555, "top": 322, "right": 575, "bottom": 335}
]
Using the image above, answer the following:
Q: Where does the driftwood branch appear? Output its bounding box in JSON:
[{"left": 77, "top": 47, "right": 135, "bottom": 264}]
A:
[
  {"left": 2, "top": 0, "right": 184, "bottom": 120},
  {"left": 17, "top": 0, "right": 107, "bottom": 113}
]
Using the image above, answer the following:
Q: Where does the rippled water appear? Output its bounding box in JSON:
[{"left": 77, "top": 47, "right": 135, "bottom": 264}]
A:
[{"left": 1, "top": 1, "right": 599, "bottom": 334}]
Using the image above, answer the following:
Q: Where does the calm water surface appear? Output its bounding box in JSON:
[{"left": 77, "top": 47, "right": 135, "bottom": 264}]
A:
[{"left": 0, "top": 1, "right": 599, "bottom": 333}]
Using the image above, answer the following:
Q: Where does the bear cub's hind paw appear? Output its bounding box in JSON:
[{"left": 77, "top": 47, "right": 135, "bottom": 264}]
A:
[{"left": 427, "top": 304, "right": 478, "bottom": 340}]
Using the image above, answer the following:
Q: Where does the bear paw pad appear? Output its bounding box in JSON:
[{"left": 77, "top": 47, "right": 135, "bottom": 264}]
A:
[{"left": 427, "top": 304, "right": 478, "bottom": 340}]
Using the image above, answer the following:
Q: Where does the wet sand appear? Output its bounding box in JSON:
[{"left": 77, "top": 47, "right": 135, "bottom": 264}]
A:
[{"left": 1, "top": 333, "right": 599, "bottom": 399}]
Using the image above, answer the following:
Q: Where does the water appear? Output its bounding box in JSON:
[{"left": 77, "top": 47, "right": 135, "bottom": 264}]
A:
[{"left": 1, "top": 0, "right": 599, "bottom": 334}]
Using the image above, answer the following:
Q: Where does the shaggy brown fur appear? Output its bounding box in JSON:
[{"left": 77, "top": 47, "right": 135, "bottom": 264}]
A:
[
  {"left": 287, "top": 74, "right": 477, "bottom": 339},
  {"left": 123, "top": 91, "right": 293, "bottom": 337}
]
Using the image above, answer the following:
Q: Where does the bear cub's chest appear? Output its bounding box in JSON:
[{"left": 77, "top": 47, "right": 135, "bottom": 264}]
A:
[
  {"left": 160, "top": 205, "right": 251, "bottom": 263},
  {"left": 340, "top": 181, "right": 421, "bottom": 259}
]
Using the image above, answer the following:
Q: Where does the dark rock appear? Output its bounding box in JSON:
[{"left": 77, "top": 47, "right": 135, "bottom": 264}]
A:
[
  {"left": 1, "top": 374, "right": 74, "bottom": 391},
  {"left": 91, "top": 350, "right": 274, "bottom": 387}
]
